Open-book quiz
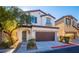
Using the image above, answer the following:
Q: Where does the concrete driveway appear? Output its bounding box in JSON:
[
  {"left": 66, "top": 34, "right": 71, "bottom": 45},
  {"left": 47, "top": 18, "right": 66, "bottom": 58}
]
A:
[
  {"left": 14, "top": 41, "right": 76, "bottom": 53},
  {"left": 72, "top": 39, "right": 79, "bottom": 44}
]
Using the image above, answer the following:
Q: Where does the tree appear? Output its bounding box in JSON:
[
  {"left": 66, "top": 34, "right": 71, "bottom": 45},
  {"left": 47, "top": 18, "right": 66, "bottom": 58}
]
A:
[
  {"left": 0, "top": 6, "right": 31, "bottom": 48},
  {"left": 9, "top": 6, "right": 31, "bottom": 26},
  {"left": 0, "top": 7, "right": 19, "bottom": 46},
  {"left": 20, "top": 12, "right": 31, "bottom": 25}
]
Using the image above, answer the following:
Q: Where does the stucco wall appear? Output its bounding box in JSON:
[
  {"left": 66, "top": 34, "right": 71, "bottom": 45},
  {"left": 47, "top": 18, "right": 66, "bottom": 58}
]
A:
[
  {"left": 55, "top": 17, "right": 78, "bottom": 39},
  {"left": 28, "top": 11, "right": 44, "bottom": 25},
  {"left": 17, "top": 27, "right": 59, "bottom": 42},
  {"left": 41, "top": 16, "right": 55, "bottom": 26},
  {"left": 27, "top": 11, "right": 55, "bottom": 26},
  {"left": 64, "top": 25, "right": 77, "bottom": 32},
  {"left": 55, "top": 22, "right": 65, "bottom": 36},
  {"left": 17, "top": 28, "right": 31, "bottom": 42}
]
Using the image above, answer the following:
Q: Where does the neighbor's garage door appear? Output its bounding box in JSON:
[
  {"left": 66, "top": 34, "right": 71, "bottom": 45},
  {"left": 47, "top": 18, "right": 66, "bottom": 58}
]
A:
[{"left": 36, "top": 32, "right": 55, "bottom": 41}]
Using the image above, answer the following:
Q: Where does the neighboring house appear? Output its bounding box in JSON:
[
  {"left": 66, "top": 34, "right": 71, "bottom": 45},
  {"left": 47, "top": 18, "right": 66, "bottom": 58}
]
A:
[
  {"left": 55, "top": 15, "right": 79, "bottom": 40},
  {"left": 17, "top": 10, "right": 59, "bottom": 42}
]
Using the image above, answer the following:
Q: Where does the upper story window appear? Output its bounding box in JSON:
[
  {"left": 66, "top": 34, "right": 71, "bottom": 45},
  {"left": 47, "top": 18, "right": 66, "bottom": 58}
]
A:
[
  {"left": 77, "top": 23, "right": 79, "bottom": 28},
  {"left": 65, "top": 18, "right": 71, "bottom": 25},
  {"left": 72, "top": 20, "right": 76, "bottom": 26},
  {"left": 46, "top": 18, "right": 52, "bottom": 26},
  {"left": 31, "top": 16, "right": 37, "bottom": 23}
]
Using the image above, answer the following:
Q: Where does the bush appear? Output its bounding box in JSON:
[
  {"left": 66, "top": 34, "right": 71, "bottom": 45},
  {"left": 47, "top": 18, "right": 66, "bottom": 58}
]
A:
[
  {"left": 0, "top": 33, "right": 12, "bottom": 48},
  {"left": 59, "top": 36, "right": 64, "bottom": 42},
  {"left": 0, "top": 39, "right": 12, "bottom": 48},
  {"left": 59, "top": 36, "right": 70, "bottom": 43},
  {"left": 64, "top": 37, "right": 70, "bottom": 43},
  {"left": 0, "top": 41, "right": 9, "bottom": 48},
  {"left": 27, "top": 39, "right": 37, "bottom": 50}
]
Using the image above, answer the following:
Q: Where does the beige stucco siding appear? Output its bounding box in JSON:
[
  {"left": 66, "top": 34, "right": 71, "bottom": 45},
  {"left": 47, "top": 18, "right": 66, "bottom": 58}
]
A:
[
  {"left": 17, "top": 27, "right": 31, "bottom": 42},
  {"left": 55, "top": 22, "right": 65, "bottom": 36},
  {"left": 17, "top": 27, "right": 59, "bottom": 42},
  {"left": 64, "top": 25, "right": 77, "bottom": 32},
  {"left": 41, "top": 16, "right": 55, "bottom": 26},
  {"left": 27, "top": 11, "right": 44, "bottom": 26},
  {"left": 55, "top": 18, "right": 64, "bottom": 25},
  {"left": 55, "top": 16, "right": 79, "bottom": 39},
  {"left": 26, "top": 11, "right": 55, "bottom": 27}
]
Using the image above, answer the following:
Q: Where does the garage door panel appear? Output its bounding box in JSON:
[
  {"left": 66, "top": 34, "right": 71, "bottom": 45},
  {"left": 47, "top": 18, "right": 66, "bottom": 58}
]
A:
[{"left": 36, "top": 32, "right": 55, "bottom": 41}]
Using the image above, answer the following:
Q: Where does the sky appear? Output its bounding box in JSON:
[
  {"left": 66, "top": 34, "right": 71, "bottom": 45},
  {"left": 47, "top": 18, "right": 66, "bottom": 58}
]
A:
[{"left": 19, "top": 6, "right": 79, "bottom": 20}]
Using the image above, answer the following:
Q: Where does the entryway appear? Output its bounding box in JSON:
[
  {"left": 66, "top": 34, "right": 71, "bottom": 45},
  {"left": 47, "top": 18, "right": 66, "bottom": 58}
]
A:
[{"left": 22, "top": 31, "right": 27, "bottom": 42}]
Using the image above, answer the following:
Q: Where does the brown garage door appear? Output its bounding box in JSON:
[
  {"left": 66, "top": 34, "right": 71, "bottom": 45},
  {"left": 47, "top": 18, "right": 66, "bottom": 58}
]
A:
[{"left": 36, "top": 32, "right": 55, "bottom": 41}]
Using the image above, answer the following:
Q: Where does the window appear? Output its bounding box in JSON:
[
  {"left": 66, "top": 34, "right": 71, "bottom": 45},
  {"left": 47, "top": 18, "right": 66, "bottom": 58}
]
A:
[
  {"left": 46, "top": 18, "right": 52, "bottom": 26},
  {"left": 77, "top": 23, "right": 79, "bottom": 28},
  {"left": 72, "top": 20, "right": 75, "bottom": 26},
  {"left": 31, "top": 16, "right": 37, "bottom": 23},
  {"left": 65, "top": 18, "right": 71, "bottom": 25}
]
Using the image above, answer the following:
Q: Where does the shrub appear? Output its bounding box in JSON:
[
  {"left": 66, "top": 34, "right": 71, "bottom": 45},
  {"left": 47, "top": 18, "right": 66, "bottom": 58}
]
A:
[
  {"left": 59, "top": 36, "right": 70, "bottom": 43},
  {"left": 0, "top": 33, "right": 12, "bottom": 48},
  {"left": 27, "top": 39, "right": 37, "bottom": 50},
  {"left": 64, "top": 36, "right": 70, "bottom": 43},
  {"left": 0, "top": 39, "right": 12, "bottom": 48},
  {"left": 59, "top": 36, "right": 64, "bottom": 42}
]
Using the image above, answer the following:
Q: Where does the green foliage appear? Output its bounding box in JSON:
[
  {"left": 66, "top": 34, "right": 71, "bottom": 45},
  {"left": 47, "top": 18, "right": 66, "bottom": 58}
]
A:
[
  {"left": 27, "top": 39, "right": 37, "bottom": 50},
  {"left": 59, "top": 36, "right": 64, "bottom": 42},
  {"left": 0, "top": 6, "right": 31, "bottom": 48},
  {"left": 20, "top": 14, "right": 31, "bottom": 24},
  {"left": 9, "top": 6, "right": 23, "bottom": 18},
  {"left": 0, "top": 33, "right": 12, "bottom": 48},
  {"left": 0, "top": 7, "right": 15, "bottom": 22},
  {"left": 2, "top": 20, "right": 17, "bottom": 33},
  {"left": 0, "top": 6, "right": 31, "bottom": 28},
  {"left": 59, "top": 36, "right": 70, "bottom": 43},
  {"left": 64, "top": 37, "right": 70, "bottom": 43},
  {"left": 0, "top": 6, "right": 19, "bottom": 47},
  {"left": 0, "top": 41, "right": 10, "bottom": 48}
]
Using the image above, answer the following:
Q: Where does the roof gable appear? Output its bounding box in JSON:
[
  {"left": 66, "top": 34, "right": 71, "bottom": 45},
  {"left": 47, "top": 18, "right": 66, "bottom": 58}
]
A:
[
  {"left": 25, "top": 9, "right": 55, "bottom": 19},
  {"left": 55, "top": 15, "right": 78, "bottom": 23},
  {"left": 40, "top": 14, "right": 55, "bottom": 19},
  {"left": 25, "top": 9, "right": 46, "bottom": 15}
]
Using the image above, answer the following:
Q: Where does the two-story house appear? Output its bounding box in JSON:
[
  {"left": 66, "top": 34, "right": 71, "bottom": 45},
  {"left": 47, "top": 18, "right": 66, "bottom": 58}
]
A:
[
  {"left": 17, "top": 10, "right": 59, "bottom": 43},
  {"left": 55, "top": 15, "right": 79, "bottom": 41}
]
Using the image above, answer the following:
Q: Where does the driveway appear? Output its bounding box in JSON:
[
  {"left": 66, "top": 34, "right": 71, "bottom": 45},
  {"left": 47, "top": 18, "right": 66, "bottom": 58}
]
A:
[
  {"left": 14, "top": 41, "right": 76, "bottom": 53},
  {"left": 72, "top": 39, "right": 79, "bottom": 44}
]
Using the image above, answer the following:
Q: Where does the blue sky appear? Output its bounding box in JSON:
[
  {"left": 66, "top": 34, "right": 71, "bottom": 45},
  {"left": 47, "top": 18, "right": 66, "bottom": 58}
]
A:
[{"left": 19, "top": 6, "right": 79, "bottom": 20}]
